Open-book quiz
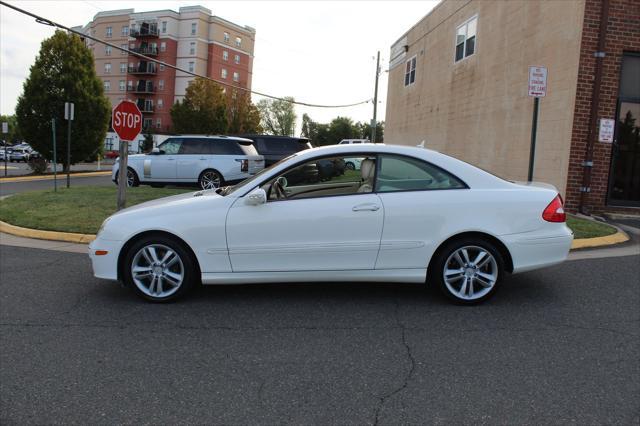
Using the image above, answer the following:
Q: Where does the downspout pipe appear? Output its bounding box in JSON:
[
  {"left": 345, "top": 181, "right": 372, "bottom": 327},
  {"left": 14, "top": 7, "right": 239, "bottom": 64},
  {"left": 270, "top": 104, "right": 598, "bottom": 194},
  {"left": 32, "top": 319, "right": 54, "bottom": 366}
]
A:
[{"left": 579, "top": 0, "right": 610, "bottom": 214}]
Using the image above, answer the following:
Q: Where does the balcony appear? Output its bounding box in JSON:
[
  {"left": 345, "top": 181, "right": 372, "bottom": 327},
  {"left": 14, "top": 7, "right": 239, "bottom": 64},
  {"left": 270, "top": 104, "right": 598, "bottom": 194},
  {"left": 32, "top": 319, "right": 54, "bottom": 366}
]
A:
[
  {"left": 137, "top": 100, "right": 155, "bottom": 113},
  {"left": 131, "top": 23, "right": 158, "bottom": 38},
  {"left": 127, "top": 83, "right": 156, "bottom": 94},
  {"left": 128, "top": 64, "right": 157, "bottom": 75},
  {"left": 129, "top": 46, "right": 158, "bottom": 56}
]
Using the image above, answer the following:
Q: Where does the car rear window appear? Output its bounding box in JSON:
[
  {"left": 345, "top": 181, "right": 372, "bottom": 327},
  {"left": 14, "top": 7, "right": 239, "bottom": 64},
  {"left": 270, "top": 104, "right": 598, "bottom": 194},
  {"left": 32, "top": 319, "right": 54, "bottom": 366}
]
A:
[{"left": 254, "top": 138, "right": 309, "bottom": 154}]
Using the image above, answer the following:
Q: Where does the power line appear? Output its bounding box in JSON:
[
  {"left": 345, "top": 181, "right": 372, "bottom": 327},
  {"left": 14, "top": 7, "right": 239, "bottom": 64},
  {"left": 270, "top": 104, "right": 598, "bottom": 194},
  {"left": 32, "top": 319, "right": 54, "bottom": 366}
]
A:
[{"left": 0, "top": 1, "right": 372, "bottom": 109}]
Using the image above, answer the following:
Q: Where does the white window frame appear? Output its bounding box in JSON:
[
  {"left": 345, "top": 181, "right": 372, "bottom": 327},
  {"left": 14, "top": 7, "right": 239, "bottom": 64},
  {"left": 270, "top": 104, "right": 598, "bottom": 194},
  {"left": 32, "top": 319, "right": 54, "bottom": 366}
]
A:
[
  {"left": 158, "top": 99, "right": 164, "bottom": 110},
  {"left": 190, "top": 42, "right": 196, "bottom": 55},
  {"left": 223, "top": 32, "right": 230, "bottom": 43},
  {"left": 106, "top": 26, "right": 112, "bottom": 38},
  {"left": 103, "top": 80, "right": 111, "bottom": 91},
  {"left": 120, "top": 44, "right": 127, "bottom": 55},
  {"left": 454, "top": 15, "right": 478, "bottom": 63},
  {"left": 158, "top": 79, "right": 164, "bottom": 90},
  {"left": 119, "top": 80, "right": 125, "bottom": 91},
  {"left": 191, "top": 22, "right": 197, "bottom": 35},
  {"left": 159, "top": 64, "right": 165, "bottom": 71},
  {"left": 105, "top": 45, "right": 111, "bottom": 56},
  {"left": 234, "top": 54, "right": 240, "bottom": 64},
  {"left": 119, "top": 63, "right": 126, "bottom": 73},
  {"left": 223, "top": 50, "right": 228, "bottom": 61},
  {"left": 156, "top": 118, "right": 162, "bottom": 129},
  {"left": 233, "top": 71, "right": 239, "bottom": 82},
  {"left": 221, "top": 68, "right": 227, "bottom": 79},
  {"left": 404, "top": 55, "right": 416, "bottom": 87},
  {"left": 188, "top": 62, "right": 195, "bottom": 72},
  {"left": 235, "top": 37, "right": 242, "bottom": 47},
  {"left": 160, "top": 42, "right": 166, "bottom": 52},
  {"left": 121, "top": 26, "right": 129, "bottom": 36},
  {"left": 162, "top": 21, "right": 167, "bottom": 34},
  {"left": 104, "top": 63, "right": 111, "bottom": 74}
]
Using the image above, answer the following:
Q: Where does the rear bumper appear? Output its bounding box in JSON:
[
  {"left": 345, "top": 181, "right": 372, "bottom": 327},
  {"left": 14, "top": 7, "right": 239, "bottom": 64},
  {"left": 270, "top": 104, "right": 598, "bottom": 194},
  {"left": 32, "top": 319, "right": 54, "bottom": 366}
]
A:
[{"left": 502, "top": 226, "right": 573, "bottom": 273}]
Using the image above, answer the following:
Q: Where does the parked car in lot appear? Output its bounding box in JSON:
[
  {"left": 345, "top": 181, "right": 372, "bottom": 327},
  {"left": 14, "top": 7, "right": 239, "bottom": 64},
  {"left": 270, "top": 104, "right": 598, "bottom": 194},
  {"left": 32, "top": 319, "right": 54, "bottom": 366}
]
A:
[
  {"left": 8, "top": 146, "right": 30, "bottom": 162},
  {"left": 241, "top": 135, "right": 317, "bottom": 185},
  {"left": 112, "top": 135, "right": 264, "bottom": 189},
  {"left": 344, "top": 157, "right": 362, "bottom": 171},
  {"left": 90, "top": 143, "right": 573, "bottom": 304}
]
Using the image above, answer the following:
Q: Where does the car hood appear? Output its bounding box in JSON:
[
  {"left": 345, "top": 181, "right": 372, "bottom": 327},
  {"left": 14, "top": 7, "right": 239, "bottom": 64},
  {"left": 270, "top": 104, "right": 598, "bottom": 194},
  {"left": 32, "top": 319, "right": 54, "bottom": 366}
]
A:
[{"left": 115, "top": 189, "right": 222, "bottom": 216}]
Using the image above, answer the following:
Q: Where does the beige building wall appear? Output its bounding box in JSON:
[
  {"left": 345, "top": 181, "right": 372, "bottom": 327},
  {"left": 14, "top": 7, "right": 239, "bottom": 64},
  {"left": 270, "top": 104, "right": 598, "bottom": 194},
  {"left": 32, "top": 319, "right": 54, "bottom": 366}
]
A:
[{"left": 385, "top": 0, "right": 585, "bottom": 196}]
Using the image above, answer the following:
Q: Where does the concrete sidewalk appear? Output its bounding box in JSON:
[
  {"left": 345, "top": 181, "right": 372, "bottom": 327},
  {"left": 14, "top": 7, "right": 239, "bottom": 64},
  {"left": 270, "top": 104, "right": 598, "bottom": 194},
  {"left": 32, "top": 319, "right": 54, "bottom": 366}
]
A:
[{"left": 0, "top": 232, "right": 88, "bottom": 254}]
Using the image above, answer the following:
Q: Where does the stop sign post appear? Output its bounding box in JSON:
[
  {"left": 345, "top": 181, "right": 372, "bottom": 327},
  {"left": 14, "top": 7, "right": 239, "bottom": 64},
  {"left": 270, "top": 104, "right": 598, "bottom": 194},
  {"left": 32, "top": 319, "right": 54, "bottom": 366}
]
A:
[{"left": 112, "top": 101, "right": 143, "bottom": 210}]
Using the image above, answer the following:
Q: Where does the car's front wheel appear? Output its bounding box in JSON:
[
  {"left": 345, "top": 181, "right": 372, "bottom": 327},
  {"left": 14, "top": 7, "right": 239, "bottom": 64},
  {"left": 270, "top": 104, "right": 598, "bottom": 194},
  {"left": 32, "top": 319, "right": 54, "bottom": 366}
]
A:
[
  {"left": 115, "top": 168, "right": 140, "bottom": 187},
  {"left": 431, "top": 238, "right": 504, "bottom": 304},
  {"left": 122, "top": 235, "right": 197, "bottom": 302},
  {"left": 198, "top": 169, "right": 223, "bottom": 190},
  {"left": 345, "top": 162, "right": 356, "bottom": 171}
]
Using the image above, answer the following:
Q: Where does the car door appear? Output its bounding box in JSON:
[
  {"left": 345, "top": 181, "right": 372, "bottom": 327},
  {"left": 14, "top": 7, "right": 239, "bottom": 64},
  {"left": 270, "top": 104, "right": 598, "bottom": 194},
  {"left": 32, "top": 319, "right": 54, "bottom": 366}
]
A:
[
  {"left": 225, "top": 154, "right": 384, "bottom": 272},
  {"left": 177, "top": 138, "right": 209, "bottom": 181},
  {"left": 147, "top": 138, "right": 181, "bottom": 181}
]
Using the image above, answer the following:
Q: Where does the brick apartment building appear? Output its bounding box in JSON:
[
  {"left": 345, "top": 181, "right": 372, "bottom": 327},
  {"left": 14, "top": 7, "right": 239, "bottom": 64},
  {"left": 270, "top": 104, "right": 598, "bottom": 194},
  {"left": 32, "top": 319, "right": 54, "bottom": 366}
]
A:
[
  {"left": 385, "top": 0, "right": 639, "bottom": 212},
  {"left": 74, "top": 5, "right": 255, "bottom": 137}
]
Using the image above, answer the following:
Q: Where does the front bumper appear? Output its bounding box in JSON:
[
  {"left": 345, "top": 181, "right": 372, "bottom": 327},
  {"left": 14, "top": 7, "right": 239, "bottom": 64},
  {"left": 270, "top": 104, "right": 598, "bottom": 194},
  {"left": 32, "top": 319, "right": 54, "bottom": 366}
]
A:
[{"left": 88, "top": 238, "right": 123, "bottom": 281}]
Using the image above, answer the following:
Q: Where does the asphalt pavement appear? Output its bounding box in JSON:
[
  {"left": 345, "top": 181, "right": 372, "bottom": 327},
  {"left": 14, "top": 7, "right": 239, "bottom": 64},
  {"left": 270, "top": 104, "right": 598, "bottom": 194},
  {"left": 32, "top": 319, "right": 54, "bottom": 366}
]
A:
[{"left": 0, "top": 245, "right": 638, "bottom": 425}]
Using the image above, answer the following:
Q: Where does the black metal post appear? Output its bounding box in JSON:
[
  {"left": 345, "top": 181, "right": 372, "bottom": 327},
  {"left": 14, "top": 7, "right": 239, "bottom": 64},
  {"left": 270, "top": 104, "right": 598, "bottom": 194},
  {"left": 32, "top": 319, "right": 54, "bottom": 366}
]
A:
[
  {"left": 66, "top": 117, "right": 71, "bottom": 188},
  {"left": 528, "top": 97, "right": 540, "bottom": 182}
]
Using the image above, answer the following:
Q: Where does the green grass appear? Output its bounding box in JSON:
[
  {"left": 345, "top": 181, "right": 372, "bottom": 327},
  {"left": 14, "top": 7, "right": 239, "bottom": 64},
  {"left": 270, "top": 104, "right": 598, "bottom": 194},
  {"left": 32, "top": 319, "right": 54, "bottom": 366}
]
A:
[
  {"left": 0, "top": 185, "right": 619, "bottom": 239},
  {"left": 0, "top": 186, "right": 192, "bottom": 234},
  {"left": 566, "top": 214, "right": 617, "bottom": 239}
]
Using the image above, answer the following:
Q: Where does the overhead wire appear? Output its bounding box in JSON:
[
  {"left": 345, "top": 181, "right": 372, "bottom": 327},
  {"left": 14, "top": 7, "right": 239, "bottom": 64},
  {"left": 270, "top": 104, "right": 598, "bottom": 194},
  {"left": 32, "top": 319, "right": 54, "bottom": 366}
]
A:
[{"left": 0, "top": 0, "right": 372, "bottom": 109}]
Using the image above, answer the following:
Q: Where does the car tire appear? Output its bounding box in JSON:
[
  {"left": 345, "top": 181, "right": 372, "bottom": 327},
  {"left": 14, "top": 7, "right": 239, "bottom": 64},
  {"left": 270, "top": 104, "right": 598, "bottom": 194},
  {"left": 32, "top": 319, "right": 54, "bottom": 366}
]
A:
[
  {"left": 122, "top": 234, "right": 197, "bottom": 303},
  {"left": 345, "top": 162, "right": 355, "bottom": 171},
  {"left": 431, "top": 237, "right": 505, "bottom": 305},
  {"left": 198, "top": 169, "right": 223, "bottom": 190},
  {"left": 115, "top": 168, "right": 140, "bottom": 187}
]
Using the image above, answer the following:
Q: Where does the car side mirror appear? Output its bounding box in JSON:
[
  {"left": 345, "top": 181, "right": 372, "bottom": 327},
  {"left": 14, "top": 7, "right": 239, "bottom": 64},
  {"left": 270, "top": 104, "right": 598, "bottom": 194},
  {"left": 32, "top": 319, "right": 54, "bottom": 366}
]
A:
[
  {"left": 245, "top": 187, "right": 267, "bottom": 206},
  {"left": 151, "top": 147, "right": 161, "bottom": 155}
]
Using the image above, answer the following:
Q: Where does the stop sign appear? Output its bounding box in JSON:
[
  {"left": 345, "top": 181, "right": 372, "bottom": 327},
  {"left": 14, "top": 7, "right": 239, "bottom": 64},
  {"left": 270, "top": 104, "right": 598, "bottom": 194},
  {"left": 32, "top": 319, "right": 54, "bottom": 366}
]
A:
[{"left": 112, "top": 100, "right": 143, "bottom": 141}]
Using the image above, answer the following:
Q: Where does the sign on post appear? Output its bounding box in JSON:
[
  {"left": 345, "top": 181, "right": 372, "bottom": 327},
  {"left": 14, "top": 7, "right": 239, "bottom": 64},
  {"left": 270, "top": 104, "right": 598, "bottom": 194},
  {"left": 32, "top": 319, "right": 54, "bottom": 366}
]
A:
[
  {"left": 112, "top": 100, "right": 143, "bottom": 210},
  {"left": 1, "top": 122, "right": 8, "bottom": 134},
  {"left": 528, "top": 66, "right": 548, "bottom": 98},
  {"left": 598, "top": 118, "right": 615, "bottom": 143}
]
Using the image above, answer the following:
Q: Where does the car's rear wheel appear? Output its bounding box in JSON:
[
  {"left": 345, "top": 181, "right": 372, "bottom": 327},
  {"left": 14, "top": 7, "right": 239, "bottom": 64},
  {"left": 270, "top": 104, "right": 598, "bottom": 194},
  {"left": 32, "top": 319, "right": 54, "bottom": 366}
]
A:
[
  {"left": 122, "top": 235, "right": 197, "bottom": 302},
  {"left": 431, "top": 238, "right": 504, "bottom": 305},
  {"left": 345, "top": 162, "right": 355, "bottom": 171},
  {"left": 198, "top": 169, "right": 223, "bottom": 190}
]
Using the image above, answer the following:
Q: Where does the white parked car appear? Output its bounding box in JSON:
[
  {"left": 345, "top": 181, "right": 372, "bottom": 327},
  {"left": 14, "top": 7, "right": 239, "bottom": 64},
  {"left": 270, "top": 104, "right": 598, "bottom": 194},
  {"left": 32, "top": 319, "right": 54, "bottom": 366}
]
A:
[
  {"left": 91, "top": 144, "right": 573, "bottom": 304},
  {"left": 339, "top": 139, "right": 370, "bottom": 144},
  {"left": 112, "top": 135, "right": 265, "bottom": 189}
]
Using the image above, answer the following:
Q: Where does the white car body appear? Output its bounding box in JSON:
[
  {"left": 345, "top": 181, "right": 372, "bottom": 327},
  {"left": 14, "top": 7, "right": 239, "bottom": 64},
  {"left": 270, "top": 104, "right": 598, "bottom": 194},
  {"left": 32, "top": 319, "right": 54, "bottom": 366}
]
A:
[
  {"left": 111, "top": 135, "right": 264, "bottom": 187},
  {"left": 91, "top": 144, "right": 573, "bottom": 301}
]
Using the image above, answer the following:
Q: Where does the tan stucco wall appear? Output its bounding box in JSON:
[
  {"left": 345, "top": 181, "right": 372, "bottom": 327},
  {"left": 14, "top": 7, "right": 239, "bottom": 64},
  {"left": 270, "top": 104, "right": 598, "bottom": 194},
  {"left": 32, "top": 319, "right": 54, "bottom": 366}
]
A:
[{"left": 384, "top": 0, "right": 585, "bottom": 196}]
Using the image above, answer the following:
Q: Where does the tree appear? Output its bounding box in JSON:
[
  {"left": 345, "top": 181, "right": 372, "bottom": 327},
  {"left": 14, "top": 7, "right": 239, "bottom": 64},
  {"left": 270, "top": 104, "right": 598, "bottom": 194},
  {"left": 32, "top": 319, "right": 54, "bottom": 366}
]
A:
[
  {"left": 256, "top": 97, "right": 296, "bottom": 136},
  {"left": 0, "top": 115, "right": 23, "bottom": 144},
  {"left": 141, "top": 129, "right": 154, "bottom": 152},
  {"left": 355, "top": 120, "right": 384, "bottom": 143},
  {"left": 15, "top": 31, "right": 110, "bottom": 170},
  {"left": 171, "top": 77, "right": 227, "bottom": 134},
  {"left": 328, "top": 116, "right": 357, "bottom": 144},
  {"left": 226, "top": 91, "right": 262, "bottom": 135}
]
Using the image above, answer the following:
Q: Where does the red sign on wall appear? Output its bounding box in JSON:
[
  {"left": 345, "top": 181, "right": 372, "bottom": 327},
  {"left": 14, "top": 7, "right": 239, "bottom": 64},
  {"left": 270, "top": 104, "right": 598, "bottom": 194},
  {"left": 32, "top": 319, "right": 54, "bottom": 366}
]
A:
[{"left": 112, "top": 100, "right": 142, "bottom": 142}]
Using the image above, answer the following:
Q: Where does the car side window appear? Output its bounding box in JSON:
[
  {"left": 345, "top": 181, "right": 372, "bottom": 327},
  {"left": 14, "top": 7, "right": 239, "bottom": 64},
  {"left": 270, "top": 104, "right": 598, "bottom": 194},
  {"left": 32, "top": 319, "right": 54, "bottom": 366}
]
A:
[
  {"left": 178, "top": 139, "right": 206, "bottom": 155},
  {"left": 376, "top": 155, "right": 466, "bottom": 192},
  {"left": 263, "top": 155, "right": 376, "bottom": 201},
  {"left": 206, "top": 139, "right": 243, "bottom": 155},
  {"left": 158, "top": 138, "right": 182, "bottom": 155}
]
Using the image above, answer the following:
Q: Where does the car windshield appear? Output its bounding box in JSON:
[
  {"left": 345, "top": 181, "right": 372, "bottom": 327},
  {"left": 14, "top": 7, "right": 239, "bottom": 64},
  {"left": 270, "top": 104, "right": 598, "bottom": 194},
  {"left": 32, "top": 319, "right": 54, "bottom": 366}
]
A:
[{"left": 221, "top": 153, "right": 299, "bottom": 196}]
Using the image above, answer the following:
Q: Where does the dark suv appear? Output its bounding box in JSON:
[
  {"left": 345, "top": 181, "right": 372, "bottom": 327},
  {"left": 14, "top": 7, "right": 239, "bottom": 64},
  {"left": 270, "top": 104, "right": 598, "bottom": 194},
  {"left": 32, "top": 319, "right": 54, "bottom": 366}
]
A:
[{"left": 241, "top": 135, "right": 317, "bottom": 184}]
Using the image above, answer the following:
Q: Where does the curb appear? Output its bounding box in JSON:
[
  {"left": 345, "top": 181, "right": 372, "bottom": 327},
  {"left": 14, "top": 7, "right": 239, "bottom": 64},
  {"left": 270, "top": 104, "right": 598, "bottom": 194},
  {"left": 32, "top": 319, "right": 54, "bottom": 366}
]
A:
[
  {"left": 0, "top": 218, "right": 630, "bottom": 249},
  {"left": 0, "top": 171, "right": 111, "bottom": 183},
  {"left": 0, "top": 220, "right": 95, "bottom": 244}
]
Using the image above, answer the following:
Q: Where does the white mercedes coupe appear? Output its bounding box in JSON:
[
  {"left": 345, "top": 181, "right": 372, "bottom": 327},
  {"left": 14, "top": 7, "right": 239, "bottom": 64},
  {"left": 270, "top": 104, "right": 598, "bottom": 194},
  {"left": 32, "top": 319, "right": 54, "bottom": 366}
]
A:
[{"left": 89, "top": 144, "right": 573, "bottom": 304}]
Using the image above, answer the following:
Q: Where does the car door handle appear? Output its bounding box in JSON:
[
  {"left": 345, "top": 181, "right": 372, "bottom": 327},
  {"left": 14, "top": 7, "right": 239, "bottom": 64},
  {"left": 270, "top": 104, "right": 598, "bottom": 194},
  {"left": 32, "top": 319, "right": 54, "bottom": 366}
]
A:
[
  {"left": 352, "top": 203, "right": 380, "bottom": 212},
  {"left": 199, "top": 158, "right": 207, "bottom": 160},
  {"left": 167, "top": 158, "right": 175, "bottom": 161}
]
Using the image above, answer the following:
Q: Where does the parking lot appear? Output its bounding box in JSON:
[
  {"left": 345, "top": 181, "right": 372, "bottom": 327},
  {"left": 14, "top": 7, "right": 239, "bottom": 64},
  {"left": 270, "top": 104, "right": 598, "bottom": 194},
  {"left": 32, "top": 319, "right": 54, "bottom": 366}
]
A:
[{"left": 1, "top": 244, "right": 638, "bottom": 424}]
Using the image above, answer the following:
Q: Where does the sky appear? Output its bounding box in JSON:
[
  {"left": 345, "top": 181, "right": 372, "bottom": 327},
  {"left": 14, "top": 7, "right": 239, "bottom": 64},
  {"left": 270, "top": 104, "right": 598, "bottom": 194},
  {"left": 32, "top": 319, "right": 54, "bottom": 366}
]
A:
[{"left": 0, "top": 0, "right": 438, "bottom": 134}]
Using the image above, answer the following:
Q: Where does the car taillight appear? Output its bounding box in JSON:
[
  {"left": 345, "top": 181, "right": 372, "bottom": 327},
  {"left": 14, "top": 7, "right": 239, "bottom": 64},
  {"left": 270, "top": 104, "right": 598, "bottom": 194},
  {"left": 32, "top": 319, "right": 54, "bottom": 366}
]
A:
[
  {"left": 240, "top": 159, "right": 248, "bottom": 172},
  {"left": 542, "top": 195, "right": 566, "bottom": 222}
]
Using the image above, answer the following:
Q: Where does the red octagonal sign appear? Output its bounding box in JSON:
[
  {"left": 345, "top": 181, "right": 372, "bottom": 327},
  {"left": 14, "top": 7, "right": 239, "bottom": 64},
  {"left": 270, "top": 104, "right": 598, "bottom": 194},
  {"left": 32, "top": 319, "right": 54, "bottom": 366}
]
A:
[{"left": 112, "top": 100, "right": 143, "bottom": 142}]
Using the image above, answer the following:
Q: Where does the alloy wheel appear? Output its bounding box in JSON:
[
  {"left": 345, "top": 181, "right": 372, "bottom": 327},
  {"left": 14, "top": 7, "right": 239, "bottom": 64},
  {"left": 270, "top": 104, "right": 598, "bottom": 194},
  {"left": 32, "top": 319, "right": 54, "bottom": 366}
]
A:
[
  {"left": 131, "top": 244, "right": 184, "bottom": 298},
  {"left": 200, "top": 171, "right": 221, "bottom": 190},
  {"left": 443, "top": 245, "right": 498, "bottom": 301}
]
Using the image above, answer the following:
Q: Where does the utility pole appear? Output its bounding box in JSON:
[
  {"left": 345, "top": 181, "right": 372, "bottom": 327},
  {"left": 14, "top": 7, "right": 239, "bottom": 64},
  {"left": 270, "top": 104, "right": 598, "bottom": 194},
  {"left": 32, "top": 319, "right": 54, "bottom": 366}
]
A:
[
  {"left": 51, "top": 119, "right": 57, "bottom": 192},
  {"left": 64, "top": 102, "right": 74, "bottom": 188},
  {"left": 371, "top": 51, "right": 380, "bottom": 143}
]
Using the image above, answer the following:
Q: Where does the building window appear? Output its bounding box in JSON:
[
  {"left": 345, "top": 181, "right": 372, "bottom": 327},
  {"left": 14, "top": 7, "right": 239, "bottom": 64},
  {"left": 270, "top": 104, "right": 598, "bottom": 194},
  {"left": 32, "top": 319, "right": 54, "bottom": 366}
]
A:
[
  {"left": 235, "top": 37, "right": 242, "bottom": 47},
  {"left": 188, "top": 62, "right": 194, "bottom": 72},
  {"left": 104, "top": 63, "right": 111, "bottom": 74},
  {"left": 221, "top": 68, "right": 227, "bottom": 79},
  {"left": 119, "top": 80, "right": 125, "bottom": 91},
  {"left": 121, "top": 26, "right": 129, "bottom": 36},
  {"left": 105, "top": 45, "right": 111, "bottom": 56},
  {"left": 190, "top": 42, "right": 196, "bottom": 55},
  {"left": 103, "top": 80, "right": 111, "bottom": 91},
  {"left": 158, "top": 99, "right": 164, "bottom": 110},
  {"left": 106, "top": 26, "right": 112, "bottom": 38},
  {"left": 160, "top": 42, "right": 166, "bottom": 52},
  {"left": 233, "top": 71, "right": 239, "bottom": 82},
  {"left": 234, "top": 54, "right": 240, "bottom": 64},
  {"left": 404, "top": 56, "right": 416, "bottom": 86},
  {"left": 120, "top": 44, "right": 127, "bottom": 55},
  {"left": 191, "top": 22, "right": 197, "bottom": 35},
  {"left": 159, "top": 64, "right": 165, "bottom": 71},
  {"left": 120, "top": 63, "right": 126, "bottom": 73},
  {"left": 223, "top": 50, "right": 228, "bottom": 61},
  {"left": 455, "top": 16, "right": 477, "bottom": 62},
  {"left": 223, "top": 32, "right": 229, "bottom": 43},
  {"left": 162, "top": 21, "right": 167, "bottom": 33},
  {"left": 156, "top": 118, "right": 162, "bottom": 129},
  {"left": 144, "top": 118, "right": 153, "bottom": 129},
  {"left": 158, "top": 79, "right": 164, "bottom": 90},
  {"left": 105, "top": 137, "right": 113, "bottom": 150}
]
